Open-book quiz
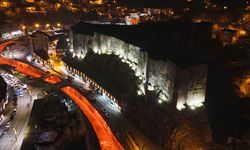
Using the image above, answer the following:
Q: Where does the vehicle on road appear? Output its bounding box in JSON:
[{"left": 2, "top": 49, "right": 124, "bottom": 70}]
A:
[
  {"left": 88, "top": 94, "right": 94, "bottom": 100},
  {"left": 67, "top": 76, "right": 74, "bottom": 81},
  {"left": 3, "top": 127, "right": 9, "bottom": 134},
  {"left": 105, "top": 112, "right": 110, "bottom": 118},
  {"left": 13, "top": 101, "right": 17, "bottom": 106},
  {"left": 101, "top": 108, "right": 106, "bottom": 113},
  {"left": 5, "top": 122, "right": 10, "bottom": 128},
  {"left": 115, "top": 131, "right": 120, "bottom": 137},
  {"left": 10, "top": 111, "right": 16, "bottom": 120}
]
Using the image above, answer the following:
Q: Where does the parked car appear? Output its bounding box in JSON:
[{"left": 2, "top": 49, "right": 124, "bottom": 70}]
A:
[
  {"left": 13, "top": 101, "right": 17, "bottom": 106},
  {"left": 105, "top": 112, "right": 110, "bottom": 118},
  {"left": 10, "top": 111, "right": 16, "bottom": 120},
  {"left": 5, "top": 122, "right": 10, "bottom": 128},
  {"left": 101, "top": 108, "right": 106, "bottom": 113}
]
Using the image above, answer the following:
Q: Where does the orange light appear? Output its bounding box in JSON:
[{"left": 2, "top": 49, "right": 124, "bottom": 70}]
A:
[
  {"left": 44, "top": 75, "right": 61, "bottom": 84},
  {"left": 60, "top": 86, "right": 123, "bottom": 150},
  {"left": 0, "top": 41, "right": 123, "bottom": 150},
  {"left": 238, "top": 29, "right": 247, "bottom": 36},
  {"left": 34, "top": 23, "right": 40, "bottom": 28}
]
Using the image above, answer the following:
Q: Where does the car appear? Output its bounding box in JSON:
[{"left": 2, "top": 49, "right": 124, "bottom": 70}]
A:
[
  {"left": 67, "top": 76, "right": 74, "bottom": 81},
  {"left": 5, "top": 122, "right": 10, "bottom": 128},
  {"left": 13, "top": 96, "right": 17, "bottom": 101},
  {"left": 13, "top": 101, "right": 17, "bottom": 106},
  {"left": 114, "top": 131, "right": 120, "bottom": 137},
  {"left": 10, "top": 111, "right": 16, "bottom": 120},
  {"left": 108, "top": 100, "right": 114, "bottom": 105},
  {"left": 101, "top": 108, "right": 106, "bottom": 113},
  {"left": 105, "top": 113, "right": 110, "bottom": 118},
  {"left": 3, "top": 127, "right": 9, "bottom": 134},
  {"left": 88, "top": 94, "right": 94, "bottom": 100}
]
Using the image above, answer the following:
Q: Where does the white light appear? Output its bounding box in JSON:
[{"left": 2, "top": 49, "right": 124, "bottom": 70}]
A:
[
  {"left": 158, "top": 100, "right": 163, "bottom": 104},
  {"left": 121, "top": 59, "right": 125, "bottom": 62},
  {"left": 158, "top": 93, "right": 168, "bottom": 102},
  {"left": 77, "top": 54, "right": 81, "bottom": 58},
  {"left": 70, "top": 48, "right": 73, "bottom": 52},
  {"left": 11, "top": 30, "right": 23, "bottom": 36},
  {"left": 66, "top": 38, "right": 69, "bottom": 42},
  {"left": 26, "top": 55, "right": 32, "bottom": 62},
  {"left": 132, "top": 65, "right": 136, "bottom": 70},
  {"left": 137, "top": 90, "right": 142, "bottom": 95},
  {"left": 190, "top": 106, "right": 195, "bottom": 110},
  {"left": 139, "top": 76, "right": 143, "bottom": 80},
  {"left": 147, "top": 85, "right": 154, "bottom": 91}
]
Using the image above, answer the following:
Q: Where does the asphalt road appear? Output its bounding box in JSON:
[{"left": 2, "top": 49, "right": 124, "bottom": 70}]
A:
[
  {"left": 0, "top": 40, "right": 163, "bottom": 150},
  {"left": 0, "top": 87, "right": 40, "bottom": 150}
]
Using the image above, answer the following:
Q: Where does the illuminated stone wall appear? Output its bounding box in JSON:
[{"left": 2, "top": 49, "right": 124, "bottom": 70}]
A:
[
  {"left": 147, "top": 59, "right": 176, "bottom": 103},
  {"left": 176, "top": 65, "right": 207, "bottom": 110},
  {"left": 71, "top": 32, "right": 176, "bottom": 102}
]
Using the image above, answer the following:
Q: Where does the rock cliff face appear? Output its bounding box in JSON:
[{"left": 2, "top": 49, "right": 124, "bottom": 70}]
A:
[
  {"left": 72, "top": 33, "right": 148, "bottom": 91},
  {"left": 70, "top": 31, "right": 206, "bottom": 108},
  {"left": 147, "top": 59, "right": 176, "bottom": 102},
  {"left": 176, "top": 65, "right": 207, "bottom": 110}
]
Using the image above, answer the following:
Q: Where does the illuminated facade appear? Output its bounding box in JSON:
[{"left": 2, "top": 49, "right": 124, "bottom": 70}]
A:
[{"left": 89, "top": 0, "right": 102, "bottom": 4}]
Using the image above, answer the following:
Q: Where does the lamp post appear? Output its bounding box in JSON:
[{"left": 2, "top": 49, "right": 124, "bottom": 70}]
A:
[{"left": 13, "top": 127, "right": 17, "bottom": 140}]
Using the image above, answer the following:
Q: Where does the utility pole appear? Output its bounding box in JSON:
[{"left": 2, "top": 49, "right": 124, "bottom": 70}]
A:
[{"left": 24, "top": 26, "right": 29, "bottom": 47}]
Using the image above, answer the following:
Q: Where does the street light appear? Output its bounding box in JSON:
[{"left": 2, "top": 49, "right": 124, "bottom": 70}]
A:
[
  {"left": 56, "top": 23, "right": 61, "bottom": 27},
  {"left": 34, "top": 23, "right": 40, "bottom": 28},
  {"left": 45, "top": 23, "right": 50, "bottom": 28},
  {"left": 13, "top": 127, "right": 17, "bottom": 140},
  {"left": 21, "top": 25, "right": 26, "bottom": 30}
]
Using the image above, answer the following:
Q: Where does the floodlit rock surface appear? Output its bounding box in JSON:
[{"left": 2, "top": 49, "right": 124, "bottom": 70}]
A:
[{"left": 71, "top": 32, "right": 177, "bottom": 102}]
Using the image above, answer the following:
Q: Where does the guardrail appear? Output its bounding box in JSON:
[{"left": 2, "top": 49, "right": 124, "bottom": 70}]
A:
[{"left": 32, "top": 53, "right": 121, "bottom": 110}]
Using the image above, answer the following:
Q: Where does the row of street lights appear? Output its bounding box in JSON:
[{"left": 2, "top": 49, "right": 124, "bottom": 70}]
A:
[
  {"left": 64, "top": 64, "right": 121, "bottom": 110},
  {"left": 32, "top": 52, "right": 121, "bottom": 110},
  {"left": 21, "top": 23, "right": 62, "bottom": 30}
]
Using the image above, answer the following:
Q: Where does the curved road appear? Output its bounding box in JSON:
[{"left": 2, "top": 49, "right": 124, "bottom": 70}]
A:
[{"left": 0, "top": 40, "right": 163, "bottom": 150}]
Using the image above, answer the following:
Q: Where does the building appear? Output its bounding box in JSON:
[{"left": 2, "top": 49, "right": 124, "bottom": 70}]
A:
[
  {"left": 31, "top": 31, "right": 49, "bottom": 53},
  {"left": 34, "top": 129, "right": 59, "bottom": 149},
  {"left": 216, "top": 28, "right": 237, "bottom": 46},
  {"left": 56, "top": 36, "right": 68, "bottom": 59},
  {"left": 0, "top": 20, "right": 22, "bottom": 40},
  {"left": 0, "top": 75, "right": 7, "bottom": 118}
]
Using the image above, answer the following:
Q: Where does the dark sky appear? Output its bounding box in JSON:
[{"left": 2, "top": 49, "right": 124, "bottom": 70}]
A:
[{"left": 120, "top": 0, "right": 248, "bottom": 9}]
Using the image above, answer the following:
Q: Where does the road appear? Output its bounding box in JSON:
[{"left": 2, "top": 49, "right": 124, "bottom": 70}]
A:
[
  {"left": 0, "top": 41, "right": 124, "bottom": 150},
  {"left": 0, "top": 86, "right": 41, "bottom": 150},
  {"left": 0, "top": 40, "right": 163, "bottom": 150}
]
